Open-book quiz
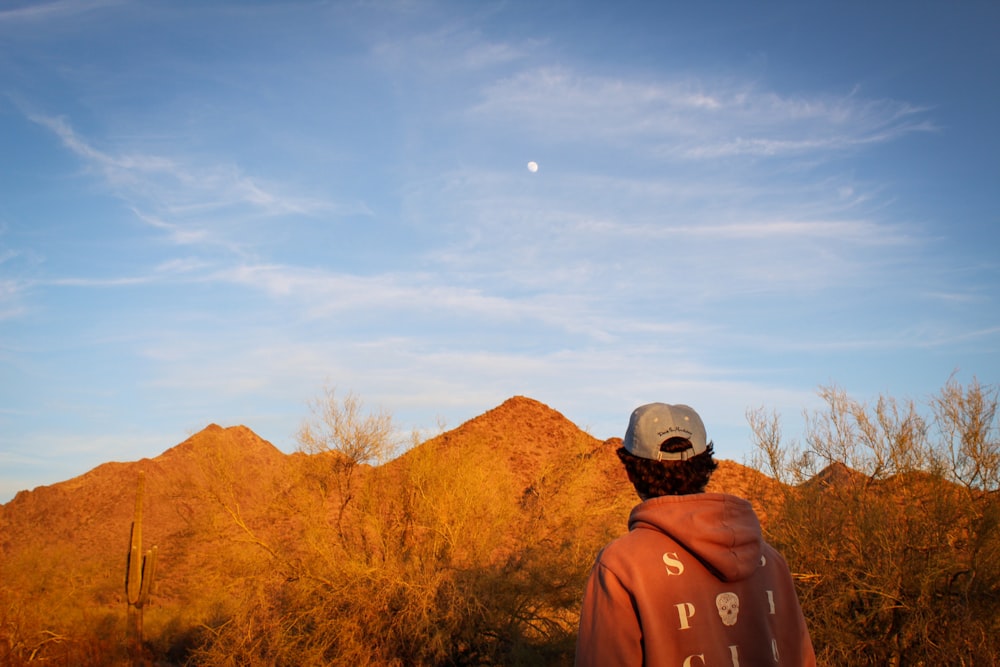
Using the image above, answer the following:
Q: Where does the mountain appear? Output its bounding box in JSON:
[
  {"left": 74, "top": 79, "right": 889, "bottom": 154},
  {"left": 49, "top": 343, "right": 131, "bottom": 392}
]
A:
[
  {"left": 0, "top": 396, "right": 781, "bottom": 663},
  {"left": 0, "top": 424, "right": 295, "bottom": 614},
  {"left": 389, "top": 395, "right": 630, "bottom": 499}
]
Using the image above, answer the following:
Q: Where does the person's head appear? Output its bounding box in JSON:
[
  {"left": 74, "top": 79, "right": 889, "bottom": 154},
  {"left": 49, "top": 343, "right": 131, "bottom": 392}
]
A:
[{"left": 616, "top": 403, "right": 718, "bottom": 499}]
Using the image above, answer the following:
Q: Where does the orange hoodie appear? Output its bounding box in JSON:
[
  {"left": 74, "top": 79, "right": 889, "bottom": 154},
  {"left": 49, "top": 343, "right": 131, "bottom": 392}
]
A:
[{"left": 575, "top": 493, "right": 815, "bottom": 666}]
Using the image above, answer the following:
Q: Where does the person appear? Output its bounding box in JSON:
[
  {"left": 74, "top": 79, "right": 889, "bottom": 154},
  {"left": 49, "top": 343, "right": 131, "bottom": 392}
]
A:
[{"left": 575, "top": 403, "right": 815, "bottom": 666}]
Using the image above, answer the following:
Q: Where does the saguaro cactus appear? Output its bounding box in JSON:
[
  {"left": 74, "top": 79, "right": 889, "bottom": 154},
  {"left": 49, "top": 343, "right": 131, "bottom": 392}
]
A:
[{"left": 125, "top": 471, "right": 157, "bottom": 663}]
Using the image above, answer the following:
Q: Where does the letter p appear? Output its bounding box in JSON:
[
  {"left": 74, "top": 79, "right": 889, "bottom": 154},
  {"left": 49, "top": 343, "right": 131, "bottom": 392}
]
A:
[{"left": 675, "top": 602, "right": 696, "bottom": 630}]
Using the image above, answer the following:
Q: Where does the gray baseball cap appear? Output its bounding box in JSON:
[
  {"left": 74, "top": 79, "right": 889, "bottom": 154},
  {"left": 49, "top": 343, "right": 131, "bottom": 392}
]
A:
[{"left": 623, "top": 403, "right": 708, "bottom": 461}]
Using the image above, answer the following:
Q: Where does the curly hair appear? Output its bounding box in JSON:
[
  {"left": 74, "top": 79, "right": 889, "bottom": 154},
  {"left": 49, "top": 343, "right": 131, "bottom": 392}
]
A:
[{"left": 617, "top": 437, "right": 718, "bottom": 499}]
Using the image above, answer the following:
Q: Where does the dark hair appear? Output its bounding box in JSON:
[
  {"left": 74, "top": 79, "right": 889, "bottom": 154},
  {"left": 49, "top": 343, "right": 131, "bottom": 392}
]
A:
[{"left": 617, "top": 437, "right": 718, "bottom": 498}]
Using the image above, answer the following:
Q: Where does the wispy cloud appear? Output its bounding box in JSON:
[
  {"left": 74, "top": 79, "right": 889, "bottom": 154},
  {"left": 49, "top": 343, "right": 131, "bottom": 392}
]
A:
[
  {"left": 922, "top": 290, "right": 986, "bottom": 304},
  {"left": 130, "top": 209, "right": 212, "bottom": 246},
  {"left": 45, "top": 276, "right": 152, "bottom": 288},
  {"left": 25, "top": 112, "right": 368, "bottom": 243},
  {"left": 371, "top": 18, "right": 533, "bottom": 75},
  {"left": 0, "top": 279, "right": 29, "bottom": 320},
  {"left": 213, "top": 262, "right": 597, "bottom": 331},
  {"left": 28, "top": 113, "right": 178, "bottom": 179},
  {"left": 0, "top": 0, "right": 120, "bottom": 23},
  {"left": 471, "top": 67, "right": 933, "bottom": 159},
  {"left": 621, "top": 219, "right": 918, "bottom": 245}
]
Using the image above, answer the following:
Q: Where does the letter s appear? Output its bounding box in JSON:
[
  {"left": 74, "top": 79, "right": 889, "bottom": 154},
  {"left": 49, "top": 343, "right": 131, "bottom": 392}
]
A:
[{"left": 663, "top": 551, "right": 684, "bottom": 575}]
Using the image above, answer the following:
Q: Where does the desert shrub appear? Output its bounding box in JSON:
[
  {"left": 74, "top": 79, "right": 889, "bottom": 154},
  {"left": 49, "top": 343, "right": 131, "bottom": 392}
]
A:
[
  {"left": 191, "top": 391, "right": 623, "bottom": 665},
  {"left": 0, "top": 540, "right": 133, "bottom": 666},
  {"left": 749, "top": 377, "right": 1000, "bottom": 666}
]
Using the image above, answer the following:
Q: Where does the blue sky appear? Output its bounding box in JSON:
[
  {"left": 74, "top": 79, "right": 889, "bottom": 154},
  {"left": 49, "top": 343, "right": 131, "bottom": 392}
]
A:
[{"left": 2, "top": 0, "right": 998, "bottom": 502}]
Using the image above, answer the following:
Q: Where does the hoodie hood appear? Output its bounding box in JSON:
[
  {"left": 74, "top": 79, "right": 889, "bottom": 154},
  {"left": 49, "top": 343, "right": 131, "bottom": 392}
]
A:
[{"left": 628, "top": 492, "right": 764, "bottom": 582}]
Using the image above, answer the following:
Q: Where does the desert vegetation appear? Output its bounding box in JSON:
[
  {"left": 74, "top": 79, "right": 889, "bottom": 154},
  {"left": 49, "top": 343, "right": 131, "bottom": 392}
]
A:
[
  {"left": 748, "top": 377, "right": 1000, "bottom": 666},
  {"left": 0, "top": 379, "right": 997, "bottom": 665},
  {"left": 186, "top": 390, "right": 629, "bottom": 666}
]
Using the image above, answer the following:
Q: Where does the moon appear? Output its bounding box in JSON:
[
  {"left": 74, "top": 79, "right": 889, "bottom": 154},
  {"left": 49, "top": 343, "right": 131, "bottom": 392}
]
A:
[{"left": 527, "top": 161, "right": 539, "bottom": 173}]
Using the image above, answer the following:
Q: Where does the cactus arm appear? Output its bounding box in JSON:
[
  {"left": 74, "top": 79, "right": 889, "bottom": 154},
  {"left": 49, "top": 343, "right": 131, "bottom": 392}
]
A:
[
  {"left": 138, "top": 546, "right": 158, "bottom": 607},
  {"left": 126, "top": 544, "right": 142, "bottom": 604}
]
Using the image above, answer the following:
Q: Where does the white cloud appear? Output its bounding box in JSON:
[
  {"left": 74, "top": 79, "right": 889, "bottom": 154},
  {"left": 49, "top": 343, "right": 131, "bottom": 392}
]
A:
[
  {"left": 46, "top": 276, "right": 151, "bottom": 287},
  {"left": 26, "top": 112, "right": 367, "bottom": 245},
  {"left": 211, "top": 262, "right": 605, "bottom": 335},
  {"left": 621, "top": 218, "right": 918, "bottom": 245},
  {"left": 922, "top": 290, "right": 985, "bottom": 304},
  {"left": 370, "top": 18, "right": 533, "bottom": 75},
  {"left": 0, "top": 278, "right": 30, "bottom": 320},
  {"left": 0, "top": 0, "right": 120, "bottom": 23},
  {"left": 470, "top": 67, "right": 933, "bottom": 159},
  {"left": 28, "top": 113, "right": 178, "bottom": 178}
]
